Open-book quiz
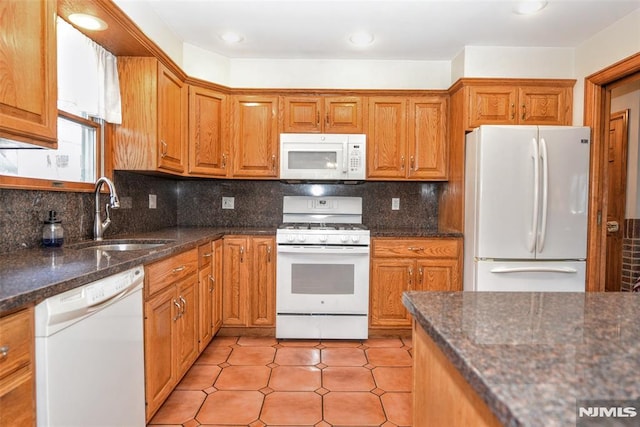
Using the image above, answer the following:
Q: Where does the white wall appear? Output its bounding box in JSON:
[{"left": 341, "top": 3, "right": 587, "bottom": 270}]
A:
[
  {"left": 611, "top": 82, "right": 640, "bottom": 218},
  {"left": 574, "top": 9, "right": 640, "bottom": 125},
  {"left": 183, "top": 43, "right": 231, "bottom": 86}
]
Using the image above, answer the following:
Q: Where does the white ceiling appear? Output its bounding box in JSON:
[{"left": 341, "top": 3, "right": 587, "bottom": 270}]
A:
[{"left": 138, "top": 0, "right": 640, "bottom": 61}]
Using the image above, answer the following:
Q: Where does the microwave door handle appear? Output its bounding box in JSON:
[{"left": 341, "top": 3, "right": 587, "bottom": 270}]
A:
[{"left": 342, "top": 142, "right": 348, "bottom": 174}]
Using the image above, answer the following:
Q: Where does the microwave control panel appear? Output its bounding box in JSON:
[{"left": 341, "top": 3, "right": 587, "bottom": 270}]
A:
[{"left": 348, "top": 144, "right": 364, "bottom": 173}]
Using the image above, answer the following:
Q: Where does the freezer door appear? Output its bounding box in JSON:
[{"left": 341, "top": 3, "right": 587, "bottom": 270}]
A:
[
  {"left": 472, "top": 126, "right": 540, "bottom": 259},
  {"left": 536, "top": 126, "right": 590, "bottom": 259},
  {"left": 473, "top": 260, "right": 586, "bottom": 292}
]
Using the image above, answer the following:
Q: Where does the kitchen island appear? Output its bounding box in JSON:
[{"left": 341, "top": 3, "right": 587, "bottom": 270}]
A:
[{"left": 403, "top": 291, "right": 640, "bottom": 427}]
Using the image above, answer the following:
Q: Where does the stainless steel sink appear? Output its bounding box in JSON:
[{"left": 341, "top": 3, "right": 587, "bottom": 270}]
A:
[{"left": 70, "top": 239, "right": 175, "bottom": 251}]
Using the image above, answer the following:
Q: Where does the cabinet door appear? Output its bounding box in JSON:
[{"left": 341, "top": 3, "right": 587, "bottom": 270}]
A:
[
  {"left": 0, "top": 368, "right": 35, "bottom": 427},
  {"left": 249, "top": 237, "right": 276, "bottom": 327},
  {"left": 157, "top": 64, "right": 187, "bottom": 173},
  {"left": 468, "top": 86, "right": 518, "bottom": 128},
  {"left": 408, "top": 97, "right": 448, "bottom": 179},
  {"left": 282, "top": 97, "right": 322, "bottom": 133},
  {"left": 367, "top": 97, "right": 407, "bottom": 178},
  {"left": 198, "top": 242, "right": 214, "bottom": 352},
  {"left": 231, "top": 96, "right": 279, "bottom": 177},
  {"left": 212, "top": 239, "right": 224, "bottom": 333},
  {"left": 188, "top": 86, "right": 228, "bottom": 176},
  {"left": 222, "top": 237, "right": 248, "bottom": 326},
  {"left": 370, "top": 258, "right": 414, "bottom": 327},
  {"left": 324, "top": 96, "right": 364, "bottom": 133},
  {"left": 144, "top": 286, "right": 176, "bottom": 420},
  {"left": 0, "top": 0, "right": 57, "bottom": 147},
  {"left": 518, "top": 86, "right": 570, "bottom": 125},
  {"left": 416, "top": 259, "right": 461, "bottom": 291},
  {"left": 176, "top": 276, "right": 199, "bottom": 376}
]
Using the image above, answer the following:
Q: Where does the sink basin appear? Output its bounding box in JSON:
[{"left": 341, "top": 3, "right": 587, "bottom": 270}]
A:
[{"left": 70, "top": 239, "right": 175, "bottom": 252}]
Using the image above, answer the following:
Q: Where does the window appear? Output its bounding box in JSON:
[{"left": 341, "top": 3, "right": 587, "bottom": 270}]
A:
[{"left": 0, "top": 17, "right": 120, "bottom": 192}]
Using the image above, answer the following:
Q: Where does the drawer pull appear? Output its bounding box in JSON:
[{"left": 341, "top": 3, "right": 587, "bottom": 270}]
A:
[
  {"left": 172, "top": 265, "right": 186, "bottom": 273},
  {"left": 203, "top": 252, "right": 213, "bottom": 259},
  {"left": 0, "top": 345, "right": 9, "bottom": 360},
  {"left": 408, "top": 247, "right": 424, "bottom": 252}
]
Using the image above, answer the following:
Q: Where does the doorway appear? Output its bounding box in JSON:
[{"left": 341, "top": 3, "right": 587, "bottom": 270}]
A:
[{"left": 584, "top": 52, "right": 640, "bottom": 292}]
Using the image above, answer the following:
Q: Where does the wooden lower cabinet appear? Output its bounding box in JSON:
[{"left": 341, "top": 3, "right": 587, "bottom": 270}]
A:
[
  {"left": 222, "top": 236, "right": 276, "bottom": 327},
  {"left": 0, "top": 307, "right": 35, "bottom": 427},
  {"left": 144, "top": 248, "right": 199, "bottom": 421},
  {"left": 197, "top": 239, "right": 224, "bottom": 352},
  {"left": 413, "top": 321, "right": 502, "bottom": 427},
  {"left": 370, "top": 238, "right": 462, "bottom": 329}
]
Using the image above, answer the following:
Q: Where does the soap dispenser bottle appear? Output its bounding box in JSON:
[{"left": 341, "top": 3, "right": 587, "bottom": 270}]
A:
[{"left": 42, "top": 210, "right": 64, "bottom": 247}]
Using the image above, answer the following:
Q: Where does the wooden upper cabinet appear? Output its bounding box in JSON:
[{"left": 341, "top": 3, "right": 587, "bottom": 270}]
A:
[
  {"left": 368, "top": 95, "right": 448, "bottom": 180},
  {"left": 231, "top": 95, "right": 279, "bottom": 178},
  {"left": 113, "top": 57, "right": 187, "bottom": 175},
  {"left": 188, "top": 86, "right": 228, "bottom": 177},
  {"left": 367, "top": 97, "right": 407, "bottom": 179},
  {"left": 467, "top": 81, "right": 573, "bottom": 129},
  {"left": 0, "top": 0, "right": 57, "bottom": 148},
  {"left": 281, "top": 96, "right": 364, "bottom": 133}
]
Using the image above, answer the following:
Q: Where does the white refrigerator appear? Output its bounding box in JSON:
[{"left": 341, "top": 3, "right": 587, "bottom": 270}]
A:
[{"left": 464, "top": 125, "right": 590, "bottom": 292}]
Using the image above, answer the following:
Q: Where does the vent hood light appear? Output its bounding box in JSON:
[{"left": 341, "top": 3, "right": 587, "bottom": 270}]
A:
[
  {"left": 513, "top": 1, "right": 548, "bottom": 15},
  {"left": 68, "top": 13, "right": 108, "bottom": 31}
]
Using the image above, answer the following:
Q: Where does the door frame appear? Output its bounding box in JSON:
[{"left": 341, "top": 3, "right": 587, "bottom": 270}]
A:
[{"left": 584, "top": 52, "right": 640, "bottom": 291}]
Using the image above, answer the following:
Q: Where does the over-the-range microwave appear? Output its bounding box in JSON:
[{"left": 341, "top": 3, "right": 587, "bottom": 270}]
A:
[{"left": 279, "top": 133, "right": 366, "bottom": 181}]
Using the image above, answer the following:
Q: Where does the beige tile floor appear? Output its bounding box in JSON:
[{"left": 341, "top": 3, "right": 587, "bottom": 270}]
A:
[{"left": 147, "top": 336, "right": 413, "bottom": 426}]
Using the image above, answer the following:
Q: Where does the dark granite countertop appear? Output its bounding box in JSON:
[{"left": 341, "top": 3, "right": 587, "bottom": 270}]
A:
[
  {"left": 403, "top": 291, "right": 640, "bottom": 427},
  {"left": 0, "top": 226, "right": 274, "bottom": 314}
]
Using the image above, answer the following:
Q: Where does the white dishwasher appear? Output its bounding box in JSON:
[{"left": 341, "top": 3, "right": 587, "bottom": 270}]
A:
[{"left": 35, "top": 265, "right": 145, "bottom": 427}]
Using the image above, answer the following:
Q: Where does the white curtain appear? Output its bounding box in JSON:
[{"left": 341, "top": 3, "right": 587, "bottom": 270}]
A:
[{"left": 57, "top": 18, "right": 122, "bottom": 124}]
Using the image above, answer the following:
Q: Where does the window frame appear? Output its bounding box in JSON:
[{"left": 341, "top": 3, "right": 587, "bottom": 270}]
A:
[{"left": 0, "top": 110, "right": 104, "bottom": 192}]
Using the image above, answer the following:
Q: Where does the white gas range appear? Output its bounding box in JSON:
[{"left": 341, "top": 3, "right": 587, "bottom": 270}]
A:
[{"left": 275, "top": 196, "right": 370, "bottom": 339}]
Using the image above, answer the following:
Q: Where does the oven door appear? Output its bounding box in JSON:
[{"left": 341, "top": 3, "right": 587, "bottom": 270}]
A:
[
  {"left": 276, "top": 245, "right": 370, "bottom": 314},
  {"left": 280, "top": 142, "right": 345, "bottom": 180}
]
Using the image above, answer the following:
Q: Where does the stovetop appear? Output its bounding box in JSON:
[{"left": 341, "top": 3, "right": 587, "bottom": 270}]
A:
[{"left": 278, "top": 223, "right": 368, "bottom": 231}]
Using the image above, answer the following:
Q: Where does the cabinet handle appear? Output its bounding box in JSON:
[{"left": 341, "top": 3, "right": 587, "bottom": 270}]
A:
[
  {"left": 240, "top": 246, "right": 245, "bottom": 263},
  {"left": 325, "top": 112, "right": 329, "bottom": 125},
  {"left": 160, "top": 140, "right": 168, "bottom": 158},
  {"left": 222, "top": 153, "right": 227, "bottom": 169},
  {"left": 172, "top": 265, "right": 186, "bottom": 274},
  {"left": 203, "top": 252, "right": 213, "bottom": 259},
  {"left": 418, "top": 267, "right": 424, "bottom": 286},
  {"left": 180, "top": 296, "right": 187, "bottom": 314},
  {"left": 401, "top": 156, "right": 405, "bottom": 170},
  {"left": 410, "top": 156, "right": 415, "bottom": 171},
  {"left": 511, "top": 104, "right": 515, "bottom": 120},
  {"left": 0, "top": 345, "right": 9, "bottom": 360},
  {"left": 317, "top": 111, "right": 320, "bottom": 125},
  {"left": 408, "top": 247, "right": 424, "bottom": 252},
  {"left": 267, "top": 246, "right": 272, "bottom": 263},
  {"left": 208, "top": 274, "right": 215, "bottom": 292},
  {"left": 272, "top": 154, "right": 277, "bottom": 171},
  {"left": 173, "top": 299, "right": 182, "bottom": 321},
  {"left": 521, "top": 104, "right": 526, "bottom": 120},
  {"left": 408, "top": 267, "right": 413, "bottom": 290}
]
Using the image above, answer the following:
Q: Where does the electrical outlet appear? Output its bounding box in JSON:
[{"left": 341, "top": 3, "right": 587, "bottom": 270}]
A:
[
  {"left": 149, "top": 194, "right": 157, "bottom": 209},
  {"left": 222, "top": 197, "right": 235, "bottom": 209},
  {"left": 392, "top": 198, "right": 400, "bottom": 210}
]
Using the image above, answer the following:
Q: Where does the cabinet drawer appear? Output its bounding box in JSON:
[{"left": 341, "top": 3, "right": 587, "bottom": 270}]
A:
[
  {"left": 372, "top": 238, "right": 460, "bottom": 259},
  {"left": 0, "top": 308, "right": 33, "bottom": 380},
  {"left": 146, "top": 248, "right": 198, "bottom": 296},
  {"left": 198, "top": 242, "right": 214, "bottom": 269}
]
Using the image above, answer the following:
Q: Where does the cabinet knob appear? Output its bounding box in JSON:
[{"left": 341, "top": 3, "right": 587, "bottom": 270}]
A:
[{"left": 0, "top": 345, "right": 9, "bottom": 360}]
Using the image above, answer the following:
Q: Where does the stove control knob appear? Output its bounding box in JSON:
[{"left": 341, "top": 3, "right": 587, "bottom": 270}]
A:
[
  {"left": 351, "top": 235, "right": 360, "bottom": 243},
  {"left": 297, "top": 235, "right": 307, "bottom": 242},
  {"left": 286, "top": 234, "right": 295, "bottom": 243},
  {"left": 340, "top": 235, "right": 349, "bottom": 243},
  {"left": 319, "top": 235, "right": 328, "bottom": 242}
]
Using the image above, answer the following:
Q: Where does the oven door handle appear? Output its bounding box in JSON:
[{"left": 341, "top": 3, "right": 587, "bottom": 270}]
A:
[{"left": 277, "top": 245, "right": 370, "bottom": 255}]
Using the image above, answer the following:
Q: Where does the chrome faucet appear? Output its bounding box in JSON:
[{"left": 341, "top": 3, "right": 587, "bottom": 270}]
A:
[{"left": 94, "top": 177, "right": 120, "bottom": 241}]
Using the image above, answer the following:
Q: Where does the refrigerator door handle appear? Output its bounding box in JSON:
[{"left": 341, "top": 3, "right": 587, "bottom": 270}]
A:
[
  {"left": 528, "top": 137, "right": 540, "bottom": 254},
  {"left": 537, "top": 137, "right": 549, "bottom": 254},
  {"left": 490, "top": 266, "right": 578, "bottom": 274}
]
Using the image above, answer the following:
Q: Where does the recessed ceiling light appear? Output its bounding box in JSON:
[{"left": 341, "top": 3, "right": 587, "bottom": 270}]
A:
[
  {"left": 349, "top": 32, "right": 375, "bottom": 47},
  {"left": 513, "top": 1, "right": 548, "bottom": 15},
  {"left": 220, "top": 32, "right": 244, "bottom": 44},
  {"left": 68, "top": 13, "right": 108, "bottom": 31}
]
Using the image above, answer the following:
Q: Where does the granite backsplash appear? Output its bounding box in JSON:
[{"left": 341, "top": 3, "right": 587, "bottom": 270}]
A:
[{"left": 0, "top": 171, "right": 440, "bottom": 254}]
